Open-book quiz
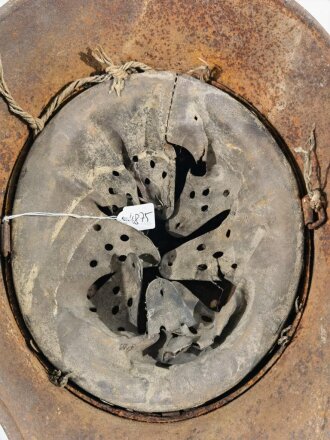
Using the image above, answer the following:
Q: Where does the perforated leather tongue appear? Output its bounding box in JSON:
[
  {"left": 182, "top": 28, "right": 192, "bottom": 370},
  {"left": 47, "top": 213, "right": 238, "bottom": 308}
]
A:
[{"left": 11, "top": 71, "right": 303, "bottom": 412}]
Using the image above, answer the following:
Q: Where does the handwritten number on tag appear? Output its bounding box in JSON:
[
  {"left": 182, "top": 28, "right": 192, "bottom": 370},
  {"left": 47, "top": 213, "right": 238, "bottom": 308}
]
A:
[{"left": 116, "top": 203, "right": 155, "bottom": 231}]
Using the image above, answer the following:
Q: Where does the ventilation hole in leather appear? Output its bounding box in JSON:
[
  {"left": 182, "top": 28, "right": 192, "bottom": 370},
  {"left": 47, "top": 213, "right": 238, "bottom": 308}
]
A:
[
  {"left": 120, "top": 234, "right": 129, "bottom": 241},
  {"left": 197, "top": 244, "right": 205, "bottom": 251},
  {"left": 197, "top": 264, "right": 207, "bottom": 271},
  {"left": 202, "top": 315, "right": 213, "bottom": 323},
  {"left": 90, "top": 260, "right": 98, "bottom": 267},
  {"left": 93, "top": 224, "right": 101, "bottom": 231},
  {"left": 112, "top": 305, "right": 119, "bottom": 315},
  {"left": 112, "top": 286, "right": 120, "bottom": 295}
]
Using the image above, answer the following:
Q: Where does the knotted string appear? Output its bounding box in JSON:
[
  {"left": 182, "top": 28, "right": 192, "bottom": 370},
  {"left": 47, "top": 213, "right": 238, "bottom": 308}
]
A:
[
  {"left": 0, "top": 48, "right": 152, "bottom": 136},
  {"left": 92, "top": 46, "right": 152, "bottom": 96}
]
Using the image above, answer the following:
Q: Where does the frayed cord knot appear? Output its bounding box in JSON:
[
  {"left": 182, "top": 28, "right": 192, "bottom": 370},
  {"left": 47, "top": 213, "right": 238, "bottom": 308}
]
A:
[{"left": 92, "top": 47, "right": 152, "bottom": 96}]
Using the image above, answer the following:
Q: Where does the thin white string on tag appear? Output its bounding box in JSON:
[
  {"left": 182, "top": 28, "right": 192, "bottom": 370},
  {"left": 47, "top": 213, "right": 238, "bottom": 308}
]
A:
[
  {"left": 1, "top": 203, "right": 156, "bottom": 232},
  {"left": 2, "top": 212, "right": 117, "bottom": 222}
]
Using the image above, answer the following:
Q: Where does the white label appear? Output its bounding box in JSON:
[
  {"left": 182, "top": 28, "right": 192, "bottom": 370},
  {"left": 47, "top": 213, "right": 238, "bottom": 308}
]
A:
[
  {"left": 0, "top": 425, "right": 9, "bottom": 440},
  {"left": 116, "top": 203, "right": 155, "bottom": 231}
]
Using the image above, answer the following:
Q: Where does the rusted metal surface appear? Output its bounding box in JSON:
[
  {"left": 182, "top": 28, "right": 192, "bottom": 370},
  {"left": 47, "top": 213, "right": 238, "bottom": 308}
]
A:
[{"left": 0, "top": 0, "right": 329, "bottom": 438}]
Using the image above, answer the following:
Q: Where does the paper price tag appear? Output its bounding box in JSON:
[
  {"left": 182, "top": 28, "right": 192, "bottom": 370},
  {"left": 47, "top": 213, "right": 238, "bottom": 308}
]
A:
[{"left": 116, "top": 203, "right": 155, "bottom": 231}]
